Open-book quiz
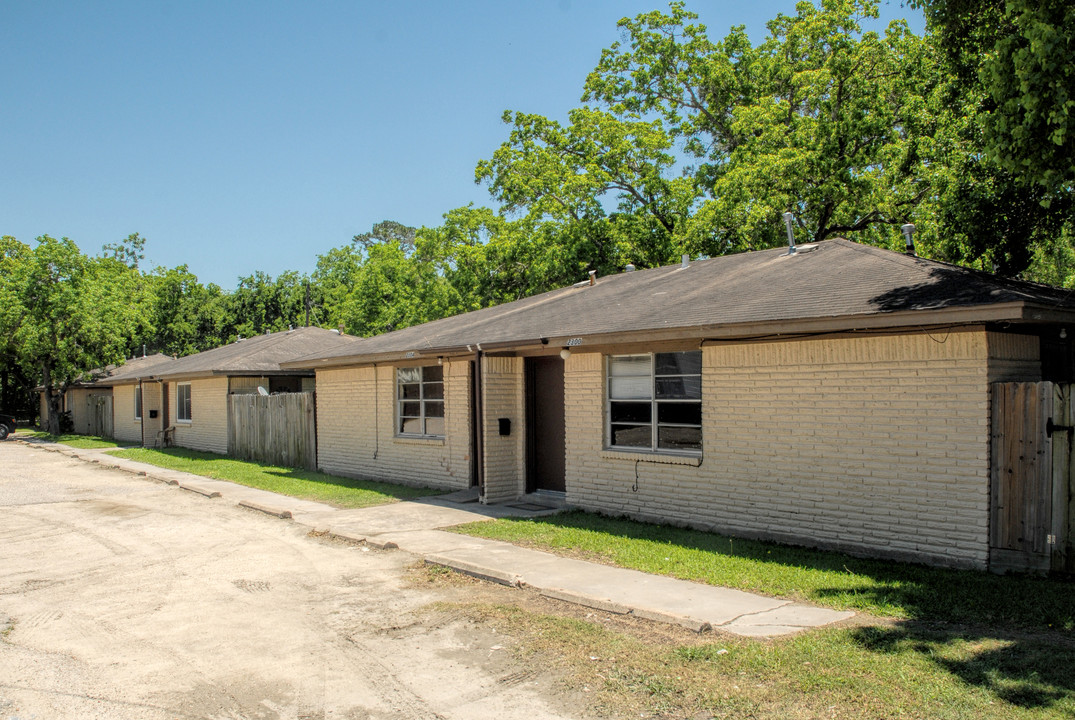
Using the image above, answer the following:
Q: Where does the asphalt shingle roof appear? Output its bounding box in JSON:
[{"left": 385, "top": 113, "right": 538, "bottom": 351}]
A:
[
  {"left": 80, "top": 353, "right": 177, "bottom": 386},
  {"left": 142, "top": 327, "right": 359, "bottom": 380},
  {"left": 286, "top": 239, "right": 1075, "bottom": 367}
]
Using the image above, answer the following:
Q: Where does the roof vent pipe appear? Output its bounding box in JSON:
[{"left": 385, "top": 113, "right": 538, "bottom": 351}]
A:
[
  {"left": 783, "top": 212, "right": 797, "bottom": 255},
  {"left": 901, "top": 223, "right": 917, "bottom": 256},
  {"left": 588, "top": 269, "right": 597, "bottom": 286},
  {"left": 681, "top": 254, "right": 689, "bottom": 269}
]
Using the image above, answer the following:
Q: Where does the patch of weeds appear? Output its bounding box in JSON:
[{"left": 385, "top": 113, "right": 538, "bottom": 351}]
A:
[{"left": 440, "top": 600, "right": 1075, "bottom": 719}]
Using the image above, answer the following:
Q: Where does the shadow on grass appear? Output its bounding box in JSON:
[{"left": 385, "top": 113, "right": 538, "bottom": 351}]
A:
[
  {"left": 853, "top": 622, "right": 1075, "bottom": 711},
  {"left": 503, "top": 511, "right": 1074, "bottom": 632}
]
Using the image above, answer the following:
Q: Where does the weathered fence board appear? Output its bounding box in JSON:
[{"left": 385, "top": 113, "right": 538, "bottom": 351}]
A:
[
  {"left": 227, "top": 392, "right": 316, "bottom": 470},
  {"left": 989, "top": 382, "right": 1070, "bottom": 573},
  {"left": 89, "top": 394, "right": 113, "bottom": 439}
]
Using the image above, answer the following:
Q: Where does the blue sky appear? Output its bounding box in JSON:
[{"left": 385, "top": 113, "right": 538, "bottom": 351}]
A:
[{"left": 1, "top": 1, "right": 924, "bottom": 289}]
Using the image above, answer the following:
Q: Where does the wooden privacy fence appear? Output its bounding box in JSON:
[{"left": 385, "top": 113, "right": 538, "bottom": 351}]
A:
[
  {"left": 990, "top": 382, "right": 1074, "bottom": 574},
  {"left": 227, "top": 392, "right": 316, "bottom": 470},
  {"left": 88, "top": 394, "right": 113, "bottom": 438}
]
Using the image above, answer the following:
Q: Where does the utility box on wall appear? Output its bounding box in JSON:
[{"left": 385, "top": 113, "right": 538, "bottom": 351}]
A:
[{"left": 498, "top": 418, "right": 511, "bottom": 436}]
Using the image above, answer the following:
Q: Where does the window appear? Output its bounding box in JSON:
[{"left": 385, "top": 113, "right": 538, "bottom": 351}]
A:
[
  {"left": 177, "top": 383, "right": 192, "bottom": 423},
  {"left": 397, "top": 366, "right": 444, "bottom": 437},
  {"left": 134, "top": 386, "right": 142, "bottom": 420},
  {"left": 607, "top": 351, "right": 701, "bottom": 453}
]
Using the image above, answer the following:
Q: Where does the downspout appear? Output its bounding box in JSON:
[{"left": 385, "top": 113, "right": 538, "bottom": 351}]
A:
[
  {"left": 473, "top": 349, "right": 485, "bottom": 499},
  {"left": 138, "top": 378, "right": 144, "bottom": 447},
  {"left": 373, "top": 364, "right": 379, "bottom": 460}
]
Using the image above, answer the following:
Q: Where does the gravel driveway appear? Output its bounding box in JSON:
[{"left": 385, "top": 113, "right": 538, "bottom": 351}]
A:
[{"left": 0, "top": 442, "right": 580, "bottom": 719}]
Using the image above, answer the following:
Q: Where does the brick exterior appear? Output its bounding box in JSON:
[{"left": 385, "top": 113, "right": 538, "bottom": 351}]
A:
[
  {"left": 169, "top": 377, "right": 229, "bottom": 454},
  {"left": 481, "top": 356, "right": 527, "bottom": 503},
  {"left": 141, "top": 381, "right": 166, "bottom": 447},
  {"left": 562, "top": 328, "right": 1039, "bottom": 570},
  {"left": 315, "top": 360, "right": 472, "bottom": 490},
  {"left": 112, "top": 385, "right": 142, "bottom": 444}
]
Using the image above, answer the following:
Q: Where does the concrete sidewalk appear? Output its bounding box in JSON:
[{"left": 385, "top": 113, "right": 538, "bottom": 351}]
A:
[{"left": 17, "top": 438, "right": 854, "bottom": 637}]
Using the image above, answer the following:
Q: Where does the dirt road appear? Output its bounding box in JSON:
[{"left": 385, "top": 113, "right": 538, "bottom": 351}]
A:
[{"left": 0, "top": 442, "right": 580, "bottom": 719}]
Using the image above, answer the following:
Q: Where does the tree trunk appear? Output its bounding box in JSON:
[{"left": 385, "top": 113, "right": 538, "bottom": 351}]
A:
[{"left": 42, "top": 362, "right": 62, "bottom": 436}]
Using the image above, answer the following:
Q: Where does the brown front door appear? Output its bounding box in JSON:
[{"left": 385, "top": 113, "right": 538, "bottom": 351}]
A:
[
  {"left": 161, "top": 382, "right": 169, "bottom": 430},
  {"left": 526, "top": 357, "right": 566, "bottom": 493}
]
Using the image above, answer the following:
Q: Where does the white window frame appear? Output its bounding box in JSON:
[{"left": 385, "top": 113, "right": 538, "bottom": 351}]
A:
[
  {"left": 606, "top": 351, "right": 702, "bottom": 455},
  {"left": 176, "top": 382, "right": 192, "bottom": 423},
  {"left": 395, "top": 366, "right": 445, "bottom": 438},
  {"left": 134, "top": 386, "right": 142, "bottom": 420}
]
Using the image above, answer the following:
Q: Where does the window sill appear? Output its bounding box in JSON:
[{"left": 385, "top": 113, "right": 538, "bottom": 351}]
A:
[
  {"left": 176, "top": 420, "right": 192, "bottom": 426},
  {"left": 393, "top": 435, "right": 445, "bottom": 446},
  {"left": 600, "top": 449, "right": 701, "bottom": 466}
]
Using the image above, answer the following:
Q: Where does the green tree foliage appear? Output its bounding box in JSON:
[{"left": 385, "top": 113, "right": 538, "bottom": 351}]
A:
[
  {"left": 476, "top": 109, "right": 696, "bottom": 272},
  {"left": 315, "top": 221, "right": 457, "bottom": 336},
  {"left": 415, "top": 206, "right": 604, "bottom": 310},
  {"left": 0, "top": 237, "right": 35, "bottom": 416},
  {"left": 0, "top": 236, "right": 152, "bottom": 433},
  {"left": 352, "top": 220, "right": 417, "bottom": 254},
  {"left": 909, "top": 0, "right": 1075, "bottom": 277},
  {"left": 102, "top": 232, "right": 147, "bottom": 269},
  {"left": 312, "top": 244, "right": 364, "bottom": 330},
  {"left": 226, "top": 270, "right": 311, "bottom": 339},
  {"left": 146, "top": 265, "right": 228, "bottom": 356},
  {"left": 915, "top": 0, "right": 1075, "bottom": 192},
  {"left": 580, "top": 0, "right": 934, "bottom": 253}
]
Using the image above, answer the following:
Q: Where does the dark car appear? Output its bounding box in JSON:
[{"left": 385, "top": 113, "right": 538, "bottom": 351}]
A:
[{"left": 0, "top": 411, "right": 15, "bottom": 440}]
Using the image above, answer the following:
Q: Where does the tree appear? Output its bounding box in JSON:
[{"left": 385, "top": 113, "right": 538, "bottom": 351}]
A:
[
  {"left": 914, "top": 0, "right": 1075, "bottom": 192},
  {"left": 0, "top": 236, "right": 152, "bottom": 433},
  {"left": 312, "top": 244, "right": 364, "bottom": 330},
  {"left": 146, "top": 265, "right": 228, "bottom": 356},
  {"left": 908, "top": 0, "right": 1075, "bottom": 277},
  {"left": 102, "top": 232, "right": 147, "bottom": 269},
  {"left": 352, "top": 220, "right": 418, "bottom": 254},
  {"left": 476, "top": 108, "right": 697, "bottom": 272},
  {"left": 225, "top": 270, "right": 311, "bottom": 339},
  {"left": 0, "top": 237, "right": 34, "bottom": 418},
  {"left": 582, "top": 0, "right": 935, "bottom": 253},
  {"left": 416, "top": 207, "right": 567, "bottom": 311}
]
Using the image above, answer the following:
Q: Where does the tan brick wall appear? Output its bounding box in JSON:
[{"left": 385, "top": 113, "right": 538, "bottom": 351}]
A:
[
  {"left": 141, "top": 381, "right": 165, "bottom": 446},
  {"left": 315, "top": 360, "right": 472, "bottom": 490},
  {"left": 564, "top": 328, "right": 1003, "bottom": 569},
  {"left": 170, "top": 377, "right": 228, "bottom": 454},
  {"left": 481, "top": 356, "right": 527, "bottom": 504},
  {"left": 112, "top": 384, "right": 142, "bottom": 444}
]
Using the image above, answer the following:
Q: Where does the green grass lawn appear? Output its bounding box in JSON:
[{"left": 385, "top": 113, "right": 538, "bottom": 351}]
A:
[
  {"left": 457, "top": 600, "right": 1075, "bottom": 720},
  {"left": 108, "top": 447, "right": 440, "bottom": 509},
  {"left": 451, "top": 511, "right": 1073, "bottom": 631},
  {"left": 446, "top": 512, "right": 1075, "bottom": 718},
  {"left": 16, "top": 429, "right": 122, "bottom": 449}
]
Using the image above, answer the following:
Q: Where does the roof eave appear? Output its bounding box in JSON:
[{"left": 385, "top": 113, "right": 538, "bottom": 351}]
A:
[
  {"left": 278, "top": 304, "right": 1062, "bottom": 369},
  {"left": 541, "top": 302, "right": 1047, "bottom": 348},
  {"left": 282, "top": 338, "right": 554, "bottom": 370}
]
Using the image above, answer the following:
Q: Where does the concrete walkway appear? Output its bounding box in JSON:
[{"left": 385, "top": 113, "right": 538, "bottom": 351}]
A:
[{"left": 16, "top": 438, "right": 854, "bottom": 637}]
